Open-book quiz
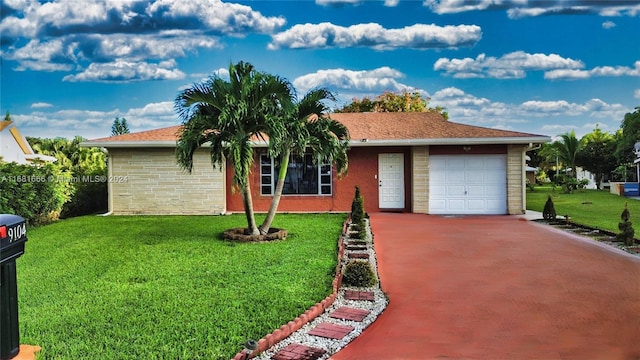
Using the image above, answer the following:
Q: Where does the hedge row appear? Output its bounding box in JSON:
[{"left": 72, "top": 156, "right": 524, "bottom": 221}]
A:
[{"left": 0, "top": 162, "right": 73, "bottom": 225}]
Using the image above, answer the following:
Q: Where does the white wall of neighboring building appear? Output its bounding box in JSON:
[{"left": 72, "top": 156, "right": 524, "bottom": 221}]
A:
[
  {"left": 0, "top": 126, "right": 30, "bottom": 164},
  {"left": 0, "top": 121, "right": 56, "bottom": 164},
  {"left": 576, "top": 167, "right": 597, "bottom": 189}
]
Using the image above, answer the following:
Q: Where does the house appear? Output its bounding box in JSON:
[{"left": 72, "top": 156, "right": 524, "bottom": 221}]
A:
[
  {"left": 0, "top": 118, "right": 56, "bottom": 164},
  {"left": 83, "top": 112, "right": 550, "bottom": 216}
]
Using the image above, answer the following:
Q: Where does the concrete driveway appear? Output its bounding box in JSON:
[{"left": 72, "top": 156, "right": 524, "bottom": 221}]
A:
[{"left": 331, "top": 213, "right": 640, "bottom": 360}]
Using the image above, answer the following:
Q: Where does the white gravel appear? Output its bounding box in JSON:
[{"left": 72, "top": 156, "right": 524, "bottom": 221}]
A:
[{"left": 256, "top": 219, "right": 388, "bottom": 359}]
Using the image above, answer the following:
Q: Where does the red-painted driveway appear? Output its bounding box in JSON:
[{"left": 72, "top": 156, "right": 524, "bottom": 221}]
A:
[{"left": 331, "top": 213, "right": 640, "bottom": 360}]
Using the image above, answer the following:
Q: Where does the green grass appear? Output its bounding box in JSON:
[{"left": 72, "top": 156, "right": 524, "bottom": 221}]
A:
[
  {"left": 16, "top": 214, "right": 345, "bottom": 360},
  {"left": 527, "top": 186, "right": 640, "bottom": 234}
]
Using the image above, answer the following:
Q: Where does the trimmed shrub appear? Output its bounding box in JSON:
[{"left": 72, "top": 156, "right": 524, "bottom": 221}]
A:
[
  {"left": 343, "top": 260, "right": 377, "bottom": 287},
  {"left": 351, "top": 186, "right": 365, "bottom": 225},
  {"left": 542, "top": 195, "right": 557, "bottom": 221},
  {"left": 617, "top": 202, "right": 635, "bottom": 246}
]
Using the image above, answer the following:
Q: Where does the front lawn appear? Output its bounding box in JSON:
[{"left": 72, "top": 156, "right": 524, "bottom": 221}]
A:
[
  {"left": 527, "top": 187, "right": 640, "bottom": 234},
  {"left": 16, "top": 214, "right": 345, "bottom": 359}
]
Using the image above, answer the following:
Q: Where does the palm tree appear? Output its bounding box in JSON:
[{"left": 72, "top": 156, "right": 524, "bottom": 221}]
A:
[
  {"left": 554, "top": 131, "right": 582, "bottom": 179},
  {"left": 175, "top": 61, "right": 293, "bottom": 235},
  {"left": 259, "top": 88, "right": 350, "bottom": 234}
]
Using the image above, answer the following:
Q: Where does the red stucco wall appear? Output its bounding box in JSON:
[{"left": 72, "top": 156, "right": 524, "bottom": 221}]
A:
[{"left": 226, "top": 146, "right": 412, "bottom": 214}]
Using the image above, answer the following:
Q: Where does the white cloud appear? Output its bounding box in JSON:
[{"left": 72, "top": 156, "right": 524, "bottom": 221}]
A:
[
  {"left": 602, "top": 21, "right": 616, "bottom": 29},
  {"left": 424, "top": 0, "right": 640, "bottom": 18},
  {"left": 429, "top": 86, "right": 629, "bottom": 136},
  {"left": 544, "top": 61, "right": 640, "bottom": 80},
  {"left": 384, "top": 0, "right": 400, "bottom": 6},
  {"left": 0, "top": 0, "right": 284, "bottom": 81},
  {"left": 269, "top": 22, "right": 482, "bottom": 50},
  {"left": 293, "top": 67, "right": 421, "bottom": 98},
  {"left": 30, "top": 102, "right": 53, "bottom": 109},
  {"left": 145, "top": 0, "right": 285, "bottom": 34},
  {"left": 315, "top": 0, "right": 362, "bottom": 5},
  {"left": 434, "top": 51, "right": 584, "bottom": 79},
  {"left": 62, "top": 60, "right": 186, "bottom": 82},
  {"left": 635, "top": 89, "right": 640, "bottom": 99},
  {"left": 519, "top": 98, "right": 627, "bottom": 118},
  {"left": 12, "top": 101, "right": 178, "bottom": 139}
]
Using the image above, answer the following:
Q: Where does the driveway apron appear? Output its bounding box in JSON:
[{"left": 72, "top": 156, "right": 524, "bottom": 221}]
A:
[{"left": 330, "top": 213, "right": 640, "bottom": 360}]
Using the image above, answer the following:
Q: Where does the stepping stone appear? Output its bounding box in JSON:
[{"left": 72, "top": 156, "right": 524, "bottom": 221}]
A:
[
  {"left": 347, "top": 241, "right": 367, "bottom": 246},
  {"left": 348, "top": 253, "right": 369, "bottom": 259},
  {"left": 344, "top": 290, "right": 375, "bottom": 301},
  {"left": 308, "top": 322, "right": 354, "bottom": 340},
  {"left": 330, "top": 306, "right": 371, "bottom": 322},
  {"left": 272, "top": 344, "right": 326, "bottom": 360},
  {"left": 346, "top": 245, "right": 368, "bottom": 251}
]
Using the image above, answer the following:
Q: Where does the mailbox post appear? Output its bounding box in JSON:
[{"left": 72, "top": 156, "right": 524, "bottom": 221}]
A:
[{"left": 0, "top": 214, "right": 28, "bottom": 360}]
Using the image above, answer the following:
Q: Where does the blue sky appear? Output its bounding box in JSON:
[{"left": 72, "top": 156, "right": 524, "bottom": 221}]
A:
[{"left": 1, "top": 0, "right": 639, "bottom": 141}]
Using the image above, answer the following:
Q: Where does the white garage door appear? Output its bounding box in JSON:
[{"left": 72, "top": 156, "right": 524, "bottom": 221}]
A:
[{"left": 429, "top": 154, "right": 507, "bottom": 215}]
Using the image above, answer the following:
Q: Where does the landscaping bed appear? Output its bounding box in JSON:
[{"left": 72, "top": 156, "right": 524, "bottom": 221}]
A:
[{"left": 535, "top": 219, "right": 640, "bottom": 257}]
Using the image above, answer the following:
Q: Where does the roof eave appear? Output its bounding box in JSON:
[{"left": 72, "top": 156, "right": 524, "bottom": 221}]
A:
[
  {"left": 79, "top": 141, "right": 177, "bottom": 148},
  {"left": 348, "top": 136, "right": 551, "bottom": 147},
  {"left": 81, "top": 136, "right": 551, "bottom": 149}
]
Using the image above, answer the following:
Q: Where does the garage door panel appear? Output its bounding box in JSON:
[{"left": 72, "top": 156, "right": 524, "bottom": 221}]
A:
[
  {"left": 447, "top": 199, "right": 465, "bottom": 211},
  {"left": 446, "top": 170, "right": 466, "bottom": 183},
  {"left": 467, "top": 173, "right": 486, "bottom": 184},
  {"left": 430, "top": 199, "right": 446, "bottom": 211},
  {"left": 466, "top": 159, "right": 486, "bottom": 169},
  {"left": 447, "top": 158, "right": 466, "bottom": 168},
  {"left": 466, "top": 185, "right": 486, "bottom": 196},
  {"left": 467, "top": 199, "right": 486, "bottom": 210},
  {"left": 429, "top": 154, "right": 507, "bottom": 215},
  {"left": 485, "top": 157, "right": 506, "bottom": 168},
  {"left": 486, "top": 199, "right": 505, "bottom": 211},
  {"left": 486, "top": 171, "right": 505, "bottom": 182},
  {"left": 447, "top": 185, "right": 466, "bottom": 196}
]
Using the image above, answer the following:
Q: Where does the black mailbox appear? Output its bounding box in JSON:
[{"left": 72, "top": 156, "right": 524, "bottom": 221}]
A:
[{"left": 0, "top": 214, "right": 28, "bottom": 360}]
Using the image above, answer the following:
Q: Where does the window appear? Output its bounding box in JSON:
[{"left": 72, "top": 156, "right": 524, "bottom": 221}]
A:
[{"left": 260, "top": 154, "right": 332, "bottom": 195}]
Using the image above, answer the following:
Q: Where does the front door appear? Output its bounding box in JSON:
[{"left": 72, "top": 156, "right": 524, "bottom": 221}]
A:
[{"left": 378, "top": 153, "right": 405, "bottom": 209}]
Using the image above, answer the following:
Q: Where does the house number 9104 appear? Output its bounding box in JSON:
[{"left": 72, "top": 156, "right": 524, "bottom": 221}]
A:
[{"left": 7, "top": 223, "right": 26, "bottom": 243}]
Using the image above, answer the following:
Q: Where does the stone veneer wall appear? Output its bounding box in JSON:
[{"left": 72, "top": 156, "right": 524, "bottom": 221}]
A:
[
  {"left": 411, "top": 146, "right": 429, "bottom": 213},
  {"left": 108, "top": 148, "right": 225, "bottom": 215},
  {"left": 507, "top": 145, "right": 526, "bottom": 215}
]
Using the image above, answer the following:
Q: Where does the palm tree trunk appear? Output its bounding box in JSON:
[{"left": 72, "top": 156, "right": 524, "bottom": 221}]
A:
[
  {"left": 260, "top": 149, "right": 290, "bottom": 234},
  {"left": 241, "top": 181, "right": 260, "bottom": 235}
]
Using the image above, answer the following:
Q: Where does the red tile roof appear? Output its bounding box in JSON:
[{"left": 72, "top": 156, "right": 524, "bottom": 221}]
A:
[
  {"left": 84, "top": 112, "right": 548, "bottom": 147},
  {"left": 330, "top": 112, "right": 540, "bottom": 140}
]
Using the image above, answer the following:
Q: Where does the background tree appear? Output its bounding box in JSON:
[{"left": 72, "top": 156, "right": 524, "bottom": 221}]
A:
[
  {"left": 553, "top": 131, "right": 582, "bottom": 179},
  {"left": 27, "top": 136, "right": 108, "bottom": 217},
  {"left": 575, "top": 126, "right": 617, "bottom": 189},
  {"left": 175, "top": 61, "right": 292, "bottom": 235},
  {"left": 111, "top": 117, "right": 130, "bottom": 136},
  {"left": 614, "top": 107, "right": 640, "bottom": 180},
  {"left": 260, "top": 88, "right": 350, "bottom": 234},
  {"left": 335, "top": 90, "right": 448, "bottom": 119},
  {"left": 538, "top": 142, "right": 562, "bottom": 182}
]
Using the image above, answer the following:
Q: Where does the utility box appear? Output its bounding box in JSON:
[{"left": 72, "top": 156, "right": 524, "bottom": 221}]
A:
[
  {"left": 0, "top": 214, "right": 28, "bottom": 360},
  {"left": 623, "top": 183, "right": 639, "bottom": 197}
]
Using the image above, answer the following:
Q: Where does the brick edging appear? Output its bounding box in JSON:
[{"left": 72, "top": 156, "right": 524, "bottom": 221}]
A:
[{"left": 231, "top": 218, "right": 348, "bottom": 360}]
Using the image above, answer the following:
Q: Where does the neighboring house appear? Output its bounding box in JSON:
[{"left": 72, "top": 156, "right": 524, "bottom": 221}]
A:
[
  {"left": 576, "top": 167, "right": 597, "bottom": 189},
  {"left": 0, "top": 119, "right": 56, "bottom": 164},
  {"left": 526, "top": 166, "right": 538, "bottom": 185},
  {"left": 83, "top": 112, "right": 550, "bottom": 216}
]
